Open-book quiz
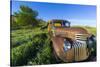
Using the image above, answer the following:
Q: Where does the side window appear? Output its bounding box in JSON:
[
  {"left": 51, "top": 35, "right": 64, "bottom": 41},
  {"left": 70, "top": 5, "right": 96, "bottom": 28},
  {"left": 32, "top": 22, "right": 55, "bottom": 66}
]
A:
[
  {"left": 65, "top": 23, "right": 69, "bottom": 27},
  {"left": 63, "top": 21, "right": 70, "bottom": 27}
]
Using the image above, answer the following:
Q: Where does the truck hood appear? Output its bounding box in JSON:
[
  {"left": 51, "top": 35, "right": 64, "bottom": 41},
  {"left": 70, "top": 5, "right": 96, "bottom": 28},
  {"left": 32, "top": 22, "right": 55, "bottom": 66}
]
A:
[{"left": 55, "top": 27, "right": 89, "bottom": 34}]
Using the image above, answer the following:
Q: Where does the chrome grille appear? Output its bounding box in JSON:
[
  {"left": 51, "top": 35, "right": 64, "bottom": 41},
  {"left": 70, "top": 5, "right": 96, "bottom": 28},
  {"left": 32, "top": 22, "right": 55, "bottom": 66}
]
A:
[
  {"left": 73, "top": 41, "right": 88, "bottom": 61},
  {"left": 75, "top": 34, "right": 87, "bottom": 41}
]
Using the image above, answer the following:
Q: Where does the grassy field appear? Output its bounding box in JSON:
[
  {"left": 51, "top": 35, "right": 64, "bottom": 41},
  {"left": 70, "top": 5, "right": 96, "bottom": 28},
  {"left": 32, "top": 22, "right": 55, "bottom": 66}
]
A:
[
  {"left": 11, "top": 26, "right": 96, "bottom": 66},
  {"left": 11, "top": 27, "right": 58, "bottom": 66},
  {"left": 73, "top": 26, "right": 96, "bottom": 35}
]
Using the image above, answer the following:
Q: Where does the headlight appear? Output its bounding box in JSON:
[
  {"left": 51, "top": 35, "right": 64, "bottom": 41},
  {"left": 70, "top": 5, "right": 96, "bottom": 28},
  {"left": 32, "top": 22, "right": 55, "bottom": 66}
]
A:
[
  {"left": 89, "top": 39, "right": 93, "bottom": 44},
  {"left": 63, "top": 39, "right": 71, "bottom": 52},
  {"left": 87, "top": 35, "right": 96, "bottom": 48},
  {"left": 92, "top": 36, "right": 96, "bottom": 42}
]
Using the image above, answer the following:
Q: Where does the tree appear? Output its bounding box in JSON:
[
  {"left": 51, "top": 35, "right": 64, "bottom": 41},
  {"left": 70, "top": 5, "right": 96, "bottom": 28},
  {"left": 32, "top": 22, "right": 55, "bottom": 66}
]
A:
[{"left": 14, "top": 5, "right": 38, "bottom": 26}]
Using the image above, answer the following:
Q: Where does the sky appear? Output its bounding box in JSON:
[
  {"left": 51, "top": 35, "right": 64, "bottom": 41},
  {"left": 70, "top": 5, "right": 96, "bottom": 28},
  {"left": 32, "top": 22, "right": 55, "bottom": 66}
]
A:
[{"left": 11, "top": 1, "right": 96, "bottom": 27}]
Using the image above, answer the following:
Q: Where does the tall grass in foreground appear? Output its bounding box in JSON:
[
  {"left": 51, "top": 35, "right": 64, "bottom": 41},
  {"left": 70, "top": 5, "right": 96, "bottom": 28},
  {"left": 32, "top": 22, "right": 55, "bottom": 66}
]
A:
[
  {"left": 11, "top": 26, "right": 96, "bottom": 66},
  {"left": 11, "top": 28, "right": 56, "bottom": 66}
]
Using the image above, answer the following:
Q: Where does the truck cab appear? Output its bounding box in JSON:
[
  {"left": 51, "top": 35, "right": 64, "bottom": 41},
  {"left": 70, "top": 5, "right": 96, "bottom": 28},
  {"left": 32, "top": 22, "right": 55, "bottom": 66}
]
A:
[{"left": 48, "top": 19, "right": 96, "bottom": 62}]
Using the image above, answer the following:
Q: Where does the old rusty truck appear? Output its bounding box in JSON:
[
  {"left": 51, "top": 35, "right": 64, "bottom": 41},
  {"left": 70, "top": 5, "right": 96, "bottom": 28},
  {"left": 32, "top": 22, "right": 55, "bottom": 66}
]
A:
[{"left": 47, "top": 19, "right": 96, "bottom": 62}]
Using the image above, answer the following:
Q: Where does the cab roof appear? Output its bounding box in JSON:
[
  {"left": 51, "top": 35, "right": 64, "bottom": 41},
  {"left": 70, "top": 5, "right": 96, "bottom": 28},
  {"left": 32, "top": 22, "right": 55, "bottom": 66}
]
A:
[{"left": 50, "top": 19, "right": 70, "bottom": 23}]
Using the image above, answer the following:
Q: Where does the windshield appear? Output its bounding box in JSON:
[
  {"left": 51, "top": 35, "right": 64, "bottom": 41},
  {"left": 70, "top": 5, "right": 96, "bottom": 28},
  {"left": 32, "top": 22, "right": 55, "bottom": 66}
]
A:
[{"left": 54, "top": 21, "right": 70, "bottom": 27}]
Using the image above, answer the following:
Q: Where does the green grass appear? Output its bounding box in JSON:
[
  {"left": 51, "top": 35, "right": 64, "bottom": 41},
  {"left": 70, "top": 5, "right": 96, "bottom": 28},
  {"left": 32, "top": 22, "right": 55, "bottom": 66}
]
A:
[
  {"left": 72, "top": 25, "right": 96, "bottom": 35},
  {"left": 11, "top": 27, "right": 56, "bottom": 66},
  {"left": 84, "top": 26, "right": 96, "bottom": 35},
  {"left": 11, "top": 25, "right": 96, "bottom": 66}
]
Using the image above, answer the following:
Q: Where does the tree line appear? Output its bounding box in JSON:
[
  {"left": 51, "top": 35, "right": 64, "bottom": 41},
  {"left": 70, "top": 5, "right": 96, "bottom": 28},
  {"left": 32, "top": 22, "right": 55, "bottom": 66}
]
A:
[{"left": 11, "top": 5, "right": 47, "bottom": 29}]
